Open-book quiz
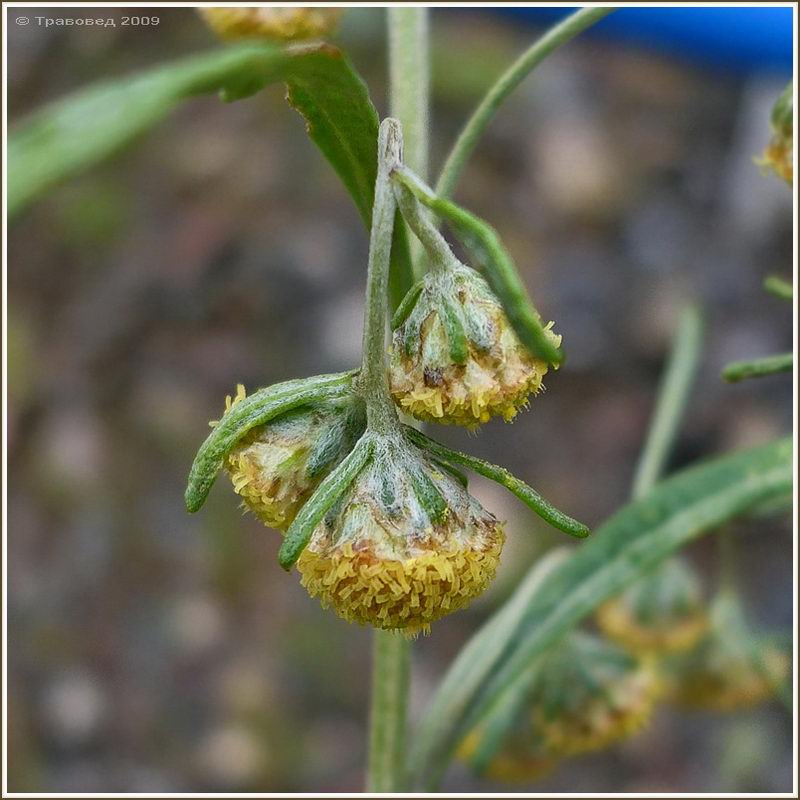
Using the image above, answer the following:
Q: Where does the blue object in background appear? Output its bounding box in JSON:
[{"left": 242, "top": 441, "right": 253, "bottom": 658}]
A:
[{"left": 493, "top": 7, "right": 793, "bottom": 75}]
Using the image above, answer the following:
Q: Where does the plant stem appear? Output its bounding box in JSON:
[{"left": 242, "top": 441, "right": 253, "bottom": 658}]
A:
[
  {"left": 632, "top": 306, "right": 704, "bottom": 498},
  {"left": 365, "top": 10, "right": 431, "bottom": 792},
  {"left": 361, "top": 119, "right": 403, "bottom": 436},
  {"left": 389, "top": 7, "right": 429, "bottom": 180},
  {"left": 367, "top": 631, "right": 412, "bottom": 791},
  {"left": 435, "top": 7, "right": 614, "bottom": 200}
]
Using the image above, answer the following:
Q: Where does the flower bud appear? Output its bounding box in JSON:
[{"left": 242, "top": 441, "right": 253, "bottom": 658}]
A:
[
  {"left": 222, "top": 386, "right": 366, "bottom": 530},
  {"left": 389, "top": 266, "right": 560, "bottom": 427},
  {"left": 296, "top": 433, "right": 505, "bottom": 635},
  {"left": 198, "top": 7, "right": 342, "bottom": 42},
  {"left": 597, "top": 557, "right": 707, "bottom": 655},
  {"left": 529, "top": 632, "right": 659, "bottom": 756},
  {"left": 666, "top": 592, "right": 790, "bottom": 711}
]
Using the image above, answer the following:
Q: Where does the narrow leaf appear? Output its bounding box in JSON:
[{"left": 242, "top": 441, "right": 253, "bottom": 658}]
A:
[
  {"left": 185, "top": 371, "right": 355, "bottom": 513},
  {"left": 763, "top": 275, "right": 793, "bottom": 302},
  {"left": 409, "top": 466, "right": 449, "bottom": 524},
  {"left": 405, "top": 549, "right": 569, "bottom": 788},
  {"left": 394, "top": 167, "right": 563, "bottom": 364},
  {"left": 278, "top": 435, "right": 374, "bottom": 570},
  {"left": 722, "top": 353, "right": 793, "bottom": 382},
  {"left": 440, "top": 298, "right": 469, "bottom": 364},
  {"left": 9, "top": 41, "right": 415, "bottom": 309},
  {"left": 405, "top": 427, "right": 589, "bottom": 538},
  {"left": 9, "top": 44, "right": 288, "bottom": 217},
  {"left": 411, "top": 436, "right": 792, "bottom": 788}
]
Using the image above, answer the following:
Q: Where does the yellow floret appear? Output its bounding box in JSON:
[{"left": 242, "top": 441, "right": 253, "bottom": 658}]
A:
[
  {"left": 198, "top": 7, "right": 342, "bottom": 41},
  {"left": 297, "top": 537, "right": 504, "bottom": 637}
]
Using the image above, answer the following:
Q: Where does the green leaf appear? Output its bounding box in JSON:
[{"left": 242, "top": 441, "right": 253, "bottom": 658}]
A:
[
  {"left": 9, "top": 44, "right": 287, "bottom": 217},
  {"left": 185, "top": 370, "right": 356, "bottom": 513},
  {"left": 404, "top": 549, "right": 569, "bottom": 788},
  {"left": 410, "top": 436, "right": 792, "bottom": 788},
  {"left": 391, "top": 278, "right": 425, "bottom": 330},
  {"left": 278, "top": 434, "right": 374, "bottom": 570},
  {"left": 722, "top": 353, "right": 793, "bottom": 383},
  {"left": 393, "top": 167, "right": 562, "bottom": 364},
  {"left": 9, "top": 41, "right": 415, "bottom": 308},
  {"left": 405, "top": 427, "right": 589, "bottom": 538}
]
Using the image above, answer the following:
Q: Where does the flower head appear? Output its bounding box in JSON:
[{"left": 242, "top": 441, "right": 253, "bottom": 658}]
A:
[
  {"left": 597, "top": 557, "right": 707, "bottom": 655},
  {"left": 389, "top": 266, "right": 560, "bottom": 427},
  {"left": 221, "top": 385, "right": 365, "bottom": 530},
  {"left": 459, "top": 727, "right": 558, "bottom": 784},
  {"left": 530, "top": 632, "right": 659, "bottom": 756},
  {"left": 757, "top": 81, "right": 793, "bottom": 185},
  {"left": 666, "top": 592, "right": 790, "bottom": 711},
  {"left": 198, "top": 7, "right": 342, "bottom": 41},
  {"left": 296, "top": 432, "right": 504, "bottom": 635}
]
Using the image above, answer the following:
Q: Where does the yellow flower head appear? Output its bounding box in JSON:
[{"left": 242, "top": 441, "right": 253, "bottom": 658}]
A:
[
  {"left": 198, "top": 7, "right": 342, "bottom": 41},
  {"left": 221, "top": 385, "right": 365, "bottom": 530},
  {"left": 666, "top": 592, "right": 790, "bottom": 712},
  {"left": 758, "top": 82, "right": 793, "bottom": 185},
  {"left": 296, "top": 433, "right": 504, "bottom": 635},
  {"left": 390, "top": 266, "right": 560, "bottom": 427},
  {"left": 597, "top": 557, "right": 708, "bottom": 656},
  {"left": 459, "top": 728, "right": 558, "bottom": 784},
  {"left": 530, "top": 632, "right": 660, "bottom": 757}
]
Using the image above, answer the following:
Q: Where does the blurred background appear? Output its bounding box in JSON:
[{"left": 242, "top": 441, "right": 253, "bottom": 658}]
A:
[{"left": 6, "top": 5, "right": 794, "bottom": 794}]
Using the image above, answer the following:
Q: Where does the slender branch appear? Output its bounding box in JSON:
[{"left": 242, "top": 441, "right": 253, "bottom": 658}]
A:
[
  {"left": 360, "top": 118, "right": 403, "bottom": 435},
  {"left": 632, "top": 306, "right": 704, "bottom": 498},
  {"left": 435, "top": 7, "right": 614, "bottom": 200},
  {"left": 394, "top": 182, "right": 457, "bottom": 272},
  {"left": 367, "top": 631, "right": 411, "bottom": 792},
  {"left": 722, "top": 353, "right": 793, "bottom": 383}
]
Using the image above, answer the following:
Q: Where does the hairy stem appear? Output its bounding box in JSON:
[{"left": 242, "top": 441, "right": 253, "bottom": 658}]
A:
[
  {"left": 722, "top": 352, "right": 793, "bottom": 383},
  {"left": 632, "top": 306, "right": 704, "bottom": 497},
  {"left": 366, "top": 11, "right": 431, "bottom": 792},
  {"left": 360, "top": 118, "right": 403, "bottom": 435},
  {"left": 435, "top": 7, "right": 614, "bottom": 200},
  {"left": 367, "top": 631, "right": 412, "bottom": 791}
]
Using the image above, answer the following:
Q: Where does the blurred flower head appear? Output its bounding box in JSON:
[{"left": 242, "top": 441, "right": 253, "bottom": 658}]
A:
[
  {"left": 199, "top": 7, "right": 343, "bottom": 42},
  {"left": 665, "top": 591, "right": 790, "bottom": 712},
  {"left": 296, "top": 432, "right": 504, "bottom": 635},
  {"left": 597, "top": 557, "right": 708, "bottom": 655},
  {"left": 459, "top": 726, "right": 558, "bottom": 784},
  {"left": 758, "top": 82, "right": 793, "bottom": 185},
  {"left": 389, "top": 266, "right": 559, "bottom": 427},
  {"left": 529, "top": 632, "right": 659, "bottom": 756}
]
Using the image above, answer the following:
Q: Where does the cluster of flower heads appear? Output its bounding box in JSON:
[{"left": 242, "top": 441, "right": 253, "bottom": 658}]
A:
[
  {"left": 186, "top": 120, "right": 581, "bottom": 636},
  {"left": 460, "top": 556, "right": 790, "bottom": 784}
]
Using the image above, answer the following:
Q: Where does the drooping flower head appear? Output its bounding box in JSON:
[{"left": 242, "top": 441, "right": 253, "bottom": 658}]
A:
[
  {"left": 389, "top": 265, "right": 560, "bottom": 427},
  {"left": 295, "top": 431, "right": 505, "bottom": 635},
  {"left": 198, "top": 7, "right": 342, "bottom": 41},
  {"left": 665, "top": 591, "right": 790, "bottom": 712},
  {"left": 597, "top": 557, "right": 708, "bottom": 655},
  {"left": 220, "top": 385, "right": 366, "bottom": 530},
  {"left": 529, "top": 631, "right": 659, "bottom": 756}
]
